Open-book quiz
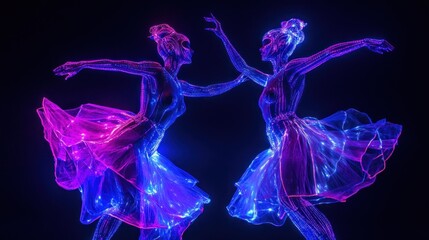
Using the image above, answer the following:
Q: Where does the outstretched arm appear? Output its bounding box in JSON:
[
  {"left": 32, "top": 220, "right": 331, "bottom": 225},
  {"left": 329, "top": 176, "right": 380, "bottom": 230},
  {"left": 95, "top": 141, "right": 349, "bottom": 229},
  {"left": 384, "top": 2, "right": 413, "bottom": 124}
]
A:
[
  {"left": 205, "top": 14, "right": 269, "bottom": 87},
  {"left": 53, "top": 60, "right": 162, "bottom": 80},
  {"left": 180, "top": 74, "right": 247, "bottom": 97},
  {"left": 291, "top": 38, "right": 394, "bottom": 75}
]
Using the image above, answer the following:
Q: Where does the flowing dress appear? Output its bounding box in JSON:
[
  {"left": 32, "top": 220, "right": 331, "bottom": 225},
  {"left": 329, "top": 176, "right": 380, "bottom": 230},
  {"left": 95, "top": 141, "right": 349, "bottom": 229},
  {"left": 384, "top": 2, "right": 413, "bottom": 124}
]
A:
[
  {"left": 227, "top": 71, "right": 402, "bottom": 227},
  {"left": 38, "top": 97, "right": 210, "bottom": 234}
]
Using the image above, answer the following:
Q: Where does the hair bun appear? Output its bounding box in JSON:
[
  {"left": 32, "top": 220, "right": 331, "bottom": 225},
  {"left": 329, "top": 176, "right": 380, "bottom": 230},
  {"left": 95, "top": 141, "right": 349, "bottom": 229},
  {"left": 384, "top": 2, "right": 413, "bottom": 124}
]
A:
[
  {"left": 281, "top": 18, "right": 306, "bottom": 31},
  {"left": 149, "top": 24, "right": 176, "bottom": 42},
  {"left": 280, "top": 18, "right": 306, "bottom": 44}
]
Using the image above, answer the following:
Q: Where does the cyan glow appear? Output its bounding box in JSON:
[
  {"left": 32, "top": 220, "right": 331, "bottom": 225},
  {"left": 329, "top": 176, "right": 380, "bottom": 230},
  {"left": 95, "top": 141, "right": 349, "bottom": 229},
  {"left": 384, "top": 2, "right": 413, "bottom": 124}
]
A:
[
  {"left": 206, "top": 15, "right": 402, "bottom": 240},
  {"left": 38, "top": 23, "right": 246, "bottom": 240}
]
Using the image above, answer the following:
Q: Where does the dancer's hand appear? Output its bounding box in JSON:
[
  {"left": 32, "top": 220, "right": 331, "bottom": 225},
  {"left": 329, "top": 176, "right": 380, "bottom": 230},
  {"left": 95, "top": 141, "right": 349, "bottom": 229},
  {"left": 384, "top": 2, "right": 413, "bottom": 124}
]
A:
[
  {"left": 204, "top": 13, "right": 225, "bottom": 38},
  {"left": 364, "top": 38, "right": 394, "bottom": 54},
  {"left": 53, "top": 61, "right": 83, "bottom": 80}
]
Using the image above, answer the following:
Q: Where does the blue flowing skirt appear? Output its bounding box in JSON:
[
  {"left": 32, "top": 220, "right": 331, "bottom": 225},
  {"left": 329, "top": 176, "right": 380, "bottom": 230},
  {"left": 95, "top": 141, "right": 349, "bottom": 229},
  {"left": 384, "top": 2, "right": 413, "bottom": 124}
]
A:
[{"left": 227, "top": 109, "right": 401, "bottom": 226}]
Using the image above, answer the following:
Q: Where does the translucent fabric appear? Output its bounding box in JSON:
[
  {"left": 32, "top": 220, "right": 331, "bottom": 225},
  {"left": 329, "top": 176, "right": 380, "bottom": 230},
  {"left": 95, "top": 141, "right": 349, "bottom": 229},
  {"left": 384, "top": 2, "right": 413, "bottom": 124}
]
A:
[
  {"left": 37, "top": 98, "right": 209, "bottom": 236},
  {"left": 227, "top": 109, "right": 401, "bottom": 237}
]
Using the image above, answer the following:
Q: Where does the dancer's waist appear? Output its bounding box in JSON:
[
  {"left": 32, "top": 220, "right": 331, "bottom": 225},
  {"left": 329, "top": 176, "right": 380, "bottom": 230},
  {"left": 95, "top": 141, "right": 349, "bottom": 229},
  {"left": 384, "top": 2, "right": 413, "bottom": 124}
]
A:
[{"left": 268, "top": 112, "right": 297, "bottom": 124}]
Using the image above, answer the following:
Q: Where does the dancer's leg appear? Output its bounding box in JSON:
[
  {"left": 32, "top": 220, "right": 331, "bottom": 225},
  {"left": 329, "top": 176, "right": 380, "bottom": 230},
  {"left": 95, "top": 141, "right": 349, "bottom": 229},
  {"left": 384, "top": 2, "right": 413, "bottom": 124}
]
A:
[
  {"left": 287, "top": 198, "right": 335, "bottom": 240},
  {"left": 92, "top": 215, "right": 122, "bottom": 240}
]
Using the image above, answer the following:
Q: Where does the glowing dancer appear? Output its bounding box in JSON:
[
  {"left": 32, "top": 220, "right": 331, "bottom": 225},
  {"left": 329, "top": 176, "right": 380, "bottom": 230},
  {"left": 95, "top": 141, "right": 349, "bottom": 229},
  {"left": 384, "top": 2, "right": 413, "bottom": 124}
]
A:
[
  {"left": 206, "top": 15, "right": 401, "bottom": 239},
  {"left": 38, "top": 23, "right": 246, "bottom": 240}
]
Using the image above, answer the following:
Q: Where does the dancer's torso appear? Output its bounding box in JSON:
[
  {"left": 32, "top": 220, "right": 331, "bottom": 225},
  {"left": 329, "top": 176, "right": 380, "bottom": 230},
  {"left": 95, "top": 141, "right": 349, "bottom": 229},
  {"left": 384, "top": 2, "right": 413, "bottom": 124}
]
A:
[
  {"left": 141, "top": 68, "right": 186, "bottom": 131},
  {"left": 258, "top": 69, "right": 306, "bottom": 147}
]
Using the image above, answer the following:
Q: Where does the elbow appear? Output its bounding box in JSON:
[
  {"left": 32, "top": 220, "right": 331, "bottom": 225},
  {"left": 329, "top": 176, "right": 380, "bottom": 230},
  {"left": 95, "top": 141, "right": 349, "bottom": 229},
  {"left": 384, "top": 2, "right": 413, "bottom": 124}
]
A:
[{"left": 241, "top": 67, "right": 252, "bottom": 76}]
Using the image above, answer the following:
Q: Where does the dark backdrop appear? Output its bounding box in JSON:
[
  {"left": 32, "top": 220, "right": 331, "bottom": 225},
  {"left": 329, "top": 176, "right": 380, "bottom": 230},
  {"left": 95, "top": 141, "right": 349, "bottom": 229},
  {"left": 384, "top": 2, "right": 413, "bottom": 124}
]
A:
[{"left": 3, "top": 1, "right": 427, "bottom": 239}]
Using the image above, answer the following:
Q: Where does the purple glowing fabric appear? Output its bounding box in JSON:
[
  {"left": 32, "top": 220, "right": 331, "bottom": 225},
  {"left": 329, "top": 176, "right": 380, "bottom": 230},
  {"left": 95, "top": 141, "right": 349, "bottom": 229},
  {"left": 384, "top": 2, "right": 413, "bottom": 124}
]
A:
[
  {"left": 38, "top": 24, "right": 246, "bottom": 240},
  {"left": 206, "top": 15, "right": 402, "bottom": 239}
]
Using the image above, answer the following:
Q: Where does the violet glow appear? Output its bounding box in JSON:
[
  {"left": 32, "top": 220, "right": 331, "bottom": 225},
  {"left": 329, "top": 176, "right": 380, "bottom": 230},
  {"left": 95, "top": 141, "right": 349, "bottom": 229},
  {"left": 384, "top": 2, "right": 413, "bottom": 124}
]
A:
[
  {"left": 37, "top": 24, "right": 246, "bottom": 240},
  {"left": 206, "top": 15, "right": 402, "bottom": 239}
]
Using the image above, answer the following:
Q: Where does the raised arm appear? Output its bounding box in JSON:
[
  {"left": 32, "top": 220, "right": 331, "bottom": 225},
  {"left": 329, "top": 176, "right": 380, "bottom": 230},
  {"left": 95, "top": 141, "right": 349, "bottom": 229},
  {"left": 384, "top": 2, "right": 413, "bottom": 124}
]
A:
[
  {"left": 290, "top": 38, "right": 394, "bottom": 75},
  {"left": 53, "top": 60, "right": 162, "bottom": 80},
  {"left": 205, "top": 14, "right": 269, "bottom": 87},
  {"left": 180, "top": 74, "right": 247, "bottom": 97}
]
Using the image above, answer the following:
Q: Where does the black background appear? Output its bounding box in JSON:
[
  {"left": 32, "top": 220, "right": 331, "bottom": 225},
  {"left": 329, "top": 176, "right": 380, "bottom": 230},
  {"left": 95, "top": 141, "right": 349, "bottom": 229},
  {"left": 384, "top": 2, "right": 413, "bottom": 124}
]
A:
[{"left": 3, "top": 1, "right": 427, "bottom": 239}]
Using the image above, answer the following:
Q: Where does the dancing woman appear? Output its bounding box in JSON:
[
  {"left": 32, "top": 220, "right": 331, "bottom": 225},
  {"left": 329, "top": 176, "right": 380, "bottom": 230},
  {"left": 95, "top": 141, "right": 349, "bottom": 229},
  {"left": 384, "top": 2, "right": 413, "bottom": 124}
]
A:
[
  {"left": 38, "top": 24, "right": 246, "bottom": 240},
  {"left": 206, "top": 15, "right": 401, "bottom": 239}
]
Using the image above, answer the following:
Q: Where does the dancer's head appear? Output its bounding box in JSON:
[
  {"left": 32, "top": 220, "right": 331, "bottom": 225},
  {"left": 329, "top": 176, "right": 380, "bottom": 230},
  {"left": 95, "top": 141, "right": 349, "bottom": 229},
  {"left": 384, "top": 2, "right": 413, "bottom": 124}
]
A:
[
  {"left": 150, "top": 24, "right": 193, "bottom": 64},
  {"left": 260, "top": 18, "right": 306, "bottom": 61}
]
